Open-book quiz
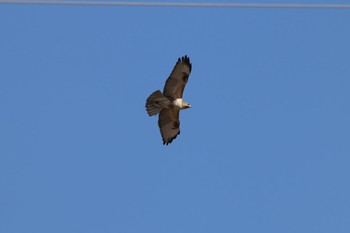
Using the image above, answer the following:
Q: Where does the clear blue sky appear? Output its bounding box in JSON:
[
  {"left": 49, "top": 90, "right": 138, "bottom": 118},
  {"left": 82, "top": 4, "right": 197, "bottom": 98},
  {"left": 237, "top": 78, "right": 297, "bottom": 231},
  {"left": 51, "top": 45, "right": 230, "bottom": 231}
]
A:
[{"left": 1, "top": 1, "right": 350, "bottom": 232}]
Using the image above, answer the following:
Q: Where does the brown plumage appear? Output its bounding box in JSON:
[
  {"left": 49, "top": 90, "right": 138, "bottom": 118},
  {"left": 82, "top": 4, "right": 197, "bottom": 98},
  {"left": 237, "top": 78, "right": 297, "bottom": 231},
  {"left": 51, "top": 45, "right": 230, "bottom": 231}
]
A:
[{"left": 146, "top": 55, "right": 192, "bottom": 145}]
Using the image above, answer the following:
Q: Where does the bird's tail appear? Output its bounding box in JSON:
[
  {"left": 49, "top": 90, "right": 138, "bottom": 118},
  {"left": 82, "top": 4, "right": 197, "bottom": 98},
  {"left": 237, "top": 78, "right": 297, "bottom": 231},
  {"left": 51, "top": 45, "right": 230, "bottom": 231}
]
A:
[{"left": 146, "top": 90, "right": 170, "bottom": 116}]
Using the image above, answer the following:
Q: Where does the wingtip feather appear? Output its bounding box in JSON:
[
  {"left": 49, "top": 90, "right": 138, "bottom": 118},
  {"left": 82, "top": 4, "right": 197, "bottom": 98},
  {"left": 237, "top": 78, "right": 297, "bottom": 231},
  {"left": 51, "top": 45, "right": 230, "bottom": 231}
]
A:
[{"left": 180, "top": 55, "right": 192, "bottom": 71}]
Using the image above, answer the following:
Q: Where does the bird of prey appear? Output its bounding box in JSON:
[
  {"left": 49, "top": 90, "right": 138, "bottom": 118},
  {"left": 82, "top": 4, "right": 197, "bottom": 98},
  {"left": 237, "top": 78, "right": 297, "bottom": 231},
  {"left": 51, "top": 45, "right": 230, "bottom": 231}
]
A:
[{"left": 146, "top": 55, "right": 192, "bottom": 145}]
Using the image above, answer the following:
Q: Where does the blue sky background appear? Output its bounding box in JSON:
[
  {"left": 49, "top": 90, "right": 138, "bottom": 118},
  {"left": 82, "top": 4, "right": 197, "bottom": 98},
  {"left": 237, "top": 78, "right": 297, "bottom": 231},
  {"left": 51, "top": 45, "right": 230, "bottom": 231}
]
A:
[{"left": 1, "top": 1, "right": 350, "bottom": 232}]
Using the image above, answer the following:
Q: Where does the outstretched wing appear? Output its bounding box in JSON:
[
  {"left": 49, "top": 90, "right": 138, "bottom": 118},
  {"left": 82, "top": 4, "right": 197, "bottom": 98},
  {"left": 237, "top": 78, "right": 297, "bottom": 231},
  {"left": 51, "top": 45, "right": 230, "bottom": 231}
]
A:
[
  {"left": 163, "top": 55, "right": 192, "bottom": 100},
  {"left": 158, "top": 109, "right": 180, "bottom": 145}
]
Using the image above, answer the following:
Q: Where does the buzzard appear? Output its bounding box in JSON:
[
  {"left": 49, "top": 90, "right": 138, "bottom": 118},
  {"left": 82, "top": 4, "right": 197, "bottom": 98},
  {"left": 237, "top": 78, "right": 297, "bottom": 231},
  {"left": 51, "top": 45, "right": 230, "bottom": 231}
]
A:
[{"left": 146, "top": 55, "right": 192, "bottom": 145}]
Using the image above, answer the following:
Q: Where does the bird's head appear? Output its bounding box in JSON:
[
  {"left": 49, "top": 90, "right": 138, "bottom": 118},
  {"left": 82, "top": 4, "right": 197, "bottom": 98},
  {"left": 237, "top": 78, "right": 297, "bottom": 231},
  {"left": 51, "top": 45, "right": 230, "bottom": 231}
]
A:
[{"left": 182, "top": 102, "right": 192, "bottom": 109}]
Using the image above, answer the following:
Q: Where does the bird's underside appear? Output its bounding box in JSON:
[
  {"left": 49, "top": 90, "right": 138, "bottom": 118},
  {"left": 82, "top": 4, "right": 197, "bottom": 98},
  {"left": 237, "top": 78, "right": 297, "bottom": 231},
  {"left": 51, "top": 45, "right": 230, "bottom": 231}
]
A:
[{"left": 145, "top": 55, "right": 192, "bottom": 145}]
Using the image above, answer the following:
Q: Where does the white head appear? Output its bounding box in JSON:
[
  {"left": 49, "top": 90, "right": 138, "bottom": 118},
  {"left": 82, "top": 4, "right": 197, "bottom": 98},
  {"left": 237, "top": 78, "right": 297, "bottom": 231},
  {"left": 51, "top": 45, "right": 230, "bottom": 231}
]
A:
[{"left": 173, "top": 98, "right": 192, "bottom": 110}]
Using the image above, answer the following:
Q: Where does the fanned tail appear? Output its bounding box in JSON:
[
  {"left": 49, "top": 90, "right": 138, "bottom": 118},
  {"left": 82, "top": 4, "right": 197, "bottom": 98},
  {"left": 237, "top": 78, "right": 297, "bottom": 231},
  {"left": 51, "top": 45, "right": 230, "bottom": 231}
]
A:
[{"left": 146, "top": 90, "right": 170, "bottom": 116}]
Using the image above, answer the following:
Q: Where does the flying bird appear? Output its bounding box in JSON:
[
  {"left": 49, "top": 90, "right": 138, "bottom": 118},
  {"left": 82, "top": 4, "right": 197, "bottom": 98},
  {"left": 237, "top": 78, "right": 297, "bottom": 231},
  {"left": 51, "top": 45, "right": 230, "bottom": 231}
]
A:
[{"left": 146, "top": 55, "right": 192, "bottom": 145}]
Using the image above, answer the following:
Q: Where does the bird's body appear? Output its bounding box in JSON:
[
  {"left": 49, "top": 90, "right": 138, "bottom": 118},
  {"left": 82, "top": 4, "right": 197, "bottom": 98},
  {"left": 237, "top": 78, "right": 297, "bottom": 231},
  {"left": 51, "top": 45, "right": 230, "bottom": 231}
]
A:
[{"left": 146, "top": 55, "right": 192, "bottom": 145}]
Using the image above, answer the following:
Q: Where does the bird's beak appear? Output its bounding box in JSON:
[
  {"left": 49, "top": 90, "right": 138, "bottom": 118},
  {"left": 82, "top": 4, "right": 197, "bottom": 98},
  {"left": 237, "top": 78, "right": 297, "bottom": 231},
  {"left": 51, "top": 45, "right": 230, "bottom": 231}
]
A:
[{"left": 188, "top": 104, "right": 192, "bottom": 108}]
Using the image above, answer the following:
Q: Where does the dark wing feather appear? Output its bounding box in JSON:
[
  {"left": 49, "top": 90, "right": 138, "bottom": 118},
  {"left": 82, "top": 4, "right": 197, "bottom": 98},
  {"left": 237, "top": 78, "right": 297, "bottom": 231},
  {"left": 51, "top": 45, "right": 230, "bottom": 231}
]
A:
[
  {"left": 158, "top": 109, "right": 180, "bottom": 145},
  {"left": 163, "top": 55, "right": 192, "bottom": 100}
]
